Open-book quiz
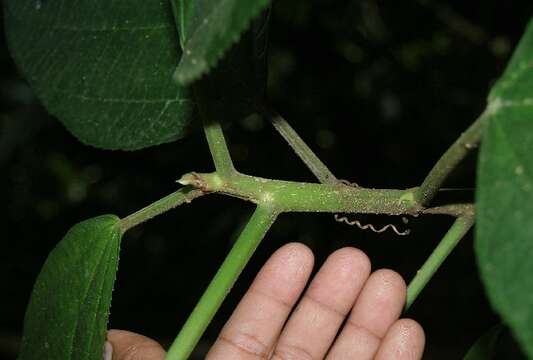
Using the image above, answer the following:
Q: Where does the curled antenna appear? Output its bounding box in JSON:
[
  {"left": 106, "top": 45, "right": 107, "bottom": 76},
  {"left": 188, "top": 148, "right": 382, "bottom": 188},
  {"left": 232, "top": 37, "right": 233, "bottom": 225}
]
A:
[{"left": 334, "top": 214, "right": 411, "bottom": 236}]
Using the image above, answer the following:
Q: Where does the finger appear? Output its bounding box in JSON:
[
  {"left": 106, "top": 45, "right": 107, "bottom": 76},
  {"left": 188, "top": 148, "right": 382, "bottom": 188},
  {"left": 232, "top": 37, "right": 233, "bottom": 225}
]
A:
[
  {"left": 272, "top": 247, "right": 371, "bottom": 360},
  {"left": 327, "top": 269, "right": 406, "bottom": 359},
  {"left": 207, "top": 243, "right": 314, "bottom": 359},
  {"left": 106, "top": 329, "right": 166, "bottom": 360},
  {"left": 374, "top": 319, "right": 425, "bottom": 360}
]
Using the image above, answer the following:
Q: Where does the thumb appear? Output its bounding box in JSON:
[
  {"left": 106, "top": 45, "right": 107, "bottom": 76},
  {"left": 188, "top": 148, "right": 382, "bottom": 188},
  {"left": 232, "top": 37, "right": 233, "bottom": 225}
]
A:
[{"left": 106, "top": 329, "right": 166, "bottom": 360}]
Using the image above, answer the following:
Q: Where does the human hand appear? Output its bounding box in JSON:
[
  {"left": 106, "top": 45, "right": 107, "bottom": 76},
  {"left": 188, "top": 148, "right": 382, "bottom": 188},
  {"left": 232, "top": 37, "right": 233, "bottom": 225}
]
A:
[{"left": 106, "top": 243, "right": 424, "bottom": 359}]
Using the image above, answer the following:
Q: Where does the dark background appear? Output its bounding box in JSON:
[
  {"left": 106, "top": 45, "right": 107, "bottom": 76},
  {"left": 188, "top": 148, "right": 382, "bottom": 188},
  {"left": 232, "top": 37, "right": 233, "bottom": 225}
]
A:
[{"left": 2, "top": 1, "right": 533, "bottom": 358}]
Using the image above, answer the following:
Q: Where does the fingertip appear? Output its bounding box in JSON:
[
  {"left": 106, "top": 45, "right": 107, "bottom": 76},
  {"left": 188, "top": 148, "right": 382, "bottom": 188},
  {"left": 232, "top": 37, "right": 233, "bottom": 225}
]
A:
[
  {"left": 403, "top": 318, "right": 425, "bottom": 344},
  {"left": 347, "top": 268, "right": 407, "bottom": 339},
  {"left": 107, "top": 329, "right": 166, "bottom": 360},
  {"left": 307, "top": 246, "right": 372, "bottom": 308},
  {"left": 276, "top": 242, "right": 315, "bottom": 270},
  {"left": 253, "top": 242, "right": 314, "bottom": 300},
  {"left": 329, "top": 247, "right": 371, "bottom": 277},
  {"left": 285, "top": 247, "right": 370, "bottom": 332},
  {"left": 375, "top": 318, "right": 425, "bottom": 360},
  {"left": 371, "top": 269, "right": 407, "bottom": 299},
  {"left": 394, "top": 318, "right": 425, "bottom": 344}
]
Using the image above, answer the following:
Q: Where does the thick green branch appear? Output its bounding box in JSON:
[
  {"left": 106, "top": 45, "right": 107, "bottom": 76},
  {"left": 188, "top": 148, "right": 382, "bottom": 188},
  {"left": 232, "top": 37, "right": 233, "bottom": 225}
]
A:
[
  {"left": 119, "top": 186, "right": 204, "bottom": 234},
  {"left": 179, "top": 171, "right": 421, "bottom": 215},
  {"left": 269, "top": 111, "right": 338, "bottom": 185},
  {"left": 405, "top": 214, "right": 475, "bottom": 310},
  {"left": 165, "top": 206, "right": 278, "bottom": 360},
  {"left": 416, "top": 114, "right": 488, "bottom": 206}
]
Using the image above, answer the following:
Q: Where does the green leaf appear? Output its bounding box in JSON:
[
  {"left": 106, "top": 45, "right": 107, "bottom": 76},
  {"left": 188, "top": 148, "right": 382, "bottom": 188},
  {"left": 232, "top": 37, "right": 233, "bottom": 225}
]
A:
[
  {"left": 476, "top": 17, "right": 533, "bottom": 358},
  {"left": 17, "top": 215, "right": 122, "bottom": 360},
  {"left": 464, "top": 325, "right": 503, "bottom": 360},
  {"left": 173, "top": 0, "right": 271, "bottom": 85},
  {"left": 4, "top": 1, "right": 193, "bottom": 150}
]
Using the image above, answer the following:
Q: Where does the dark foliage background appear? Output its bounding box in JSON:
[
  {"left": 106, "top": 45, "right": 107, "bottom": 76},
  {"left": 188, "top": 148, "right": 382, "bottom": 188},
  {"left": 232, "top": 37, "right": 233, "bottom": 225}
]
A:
[{"left": 2, "top": 1, "right": 533, "bottom": 358}]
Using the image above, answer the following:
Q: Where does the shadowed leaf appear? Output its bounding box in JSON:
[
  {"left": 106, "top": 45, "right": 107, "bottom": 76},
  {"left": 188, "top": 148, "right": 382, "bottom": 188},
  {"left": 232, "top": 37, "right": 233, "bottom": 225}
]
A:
[{"left": 173, "top": 0, "right": 271, "bottom": 85}]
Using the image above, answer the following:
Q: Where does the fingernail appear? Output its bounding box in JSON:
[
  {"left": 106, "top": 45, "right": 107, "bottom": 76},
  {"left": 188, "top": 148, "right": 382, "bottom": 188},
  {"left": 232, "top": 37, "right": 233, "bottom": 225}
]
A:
[{"left": 103, "top": 341, "right": 113, "bottom": 360}]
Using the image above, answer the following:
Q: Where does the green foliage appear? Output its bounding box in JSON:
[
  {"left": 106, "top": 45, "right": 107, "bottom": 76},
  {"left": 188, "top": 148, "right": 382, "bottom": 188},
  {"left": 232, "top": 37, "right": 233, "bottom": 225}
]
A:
[
  {"left": 476, "top": 18, "right": 533, "bottom": 358},
  {"left": 17, "top": 216, "right": 122, "bottom": 360},
  {"left": 4, "top": 0, "right": 193, "bottom": 150},
  {"left": 464, "top": 325, "right": 503, "bottom": 360},
  {"left": 172, "top": 0, "right": 271, "bottom": 86}
]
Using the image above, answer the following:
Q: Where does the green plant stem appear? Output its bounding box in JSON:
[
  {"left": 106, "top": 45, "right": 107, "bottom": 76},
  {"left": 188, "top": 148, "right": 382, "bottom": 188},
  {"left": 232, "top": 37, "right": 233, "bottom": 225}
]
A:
[
  {"left": 416, "top": 113, "right": 488, "bottom": 206},
  {"left": 405, "top": 214, "right": 475, "bottom": 310},
  {"left": 165, "top": 206, "right": 278, "bottom": 360},
  {"left": 202, "top": 119, "right": 236, "bottom": 177},
  {"left": 269, "top": 111, "right": 338, "bottom": 185},
  {"left": 119, "top": 187, "right": 204, "bottom": 234},
  {"left": 179, "top": 171, "right": 421, "bottom": 215}
]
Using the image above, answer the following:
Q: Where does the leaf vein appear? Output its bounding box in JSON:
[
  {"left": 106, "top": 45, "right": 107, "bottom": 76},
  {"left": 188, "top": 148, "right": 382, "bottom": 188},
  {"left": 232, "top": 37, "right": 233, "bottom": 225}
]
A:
[{"left": 50, "top": 89, "right": 191, "bottom": 105}]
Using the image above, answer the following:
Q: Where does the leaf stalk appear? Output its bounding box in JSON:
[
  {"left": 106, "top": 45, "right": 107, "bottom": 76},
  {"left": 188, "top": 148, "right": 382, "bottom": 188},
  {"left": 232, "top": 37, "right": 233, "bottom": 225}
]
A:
[
  {"left": 416, "top": 114, "right": 488, "bottom": 206},
  {"left": 405, "top": 213, "right": 475, "bottom": 311},
  {"left": 268, "top": 111, "right": 338, "bottom": 185},
  {"left": 119, "top": 187, "right": 205, "bottom": 234},
  {"left": 201, "top": 119, "right": 237, "bottom": 177}
]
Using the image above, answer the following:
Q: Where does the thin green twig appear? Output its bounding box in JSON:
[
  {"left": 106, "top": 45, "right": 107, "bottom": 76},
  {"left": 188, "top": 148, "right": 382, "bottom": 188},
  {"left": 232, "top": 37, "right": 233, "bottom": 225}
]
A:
[
  {"left": 165, "top": 206, "right": 279, "bottom": 360},
  {"left": 119, "top": 187, "right": 204, "bottom": 234},
  {"left": 405, "top": 214, "right": 475, "bottom": 311},
  {"left": 416, "top": 114, "right": 488, "bottom": 206},
  {"left": 201, "top": 119, "right": 236, "bottom": 177},
  {"left": 268, "top": 111, "right": 338, "bottom": 185}
]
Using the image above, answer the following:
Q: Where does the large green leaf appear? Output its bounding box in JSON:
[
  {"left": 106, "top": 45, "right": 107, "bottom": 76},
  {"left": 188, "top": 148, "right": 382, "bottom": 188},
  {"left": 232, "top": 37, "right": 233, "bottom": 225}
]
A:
[
  {"left": 173, "top": 0, "right": 271, "bottom": 86},
  {"left": 17, "top": 215, "right": 122, "bottom": 360},
  {"left": 476, "top": 18, "right": 533, "bottom": 358},
  {"left": 4, "top": 1, "right": 193, "bottom": 150}
]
